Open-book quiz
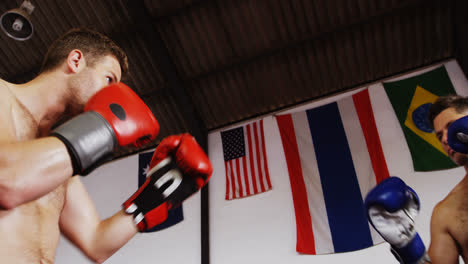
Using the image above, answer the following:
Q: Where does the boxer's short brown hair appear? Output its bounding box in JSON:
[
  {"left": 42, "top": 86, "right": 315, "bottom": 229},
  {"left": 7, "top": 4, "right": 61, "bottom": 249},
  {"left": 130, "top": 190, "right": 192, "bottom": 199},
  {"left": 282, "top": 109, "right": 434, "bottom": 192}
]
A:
[
  {"left": 40, "top": 27, "right": 128, "bottom": 78},
  {"left": 428, "top": 95, "right": 468, "bottom": 129}
]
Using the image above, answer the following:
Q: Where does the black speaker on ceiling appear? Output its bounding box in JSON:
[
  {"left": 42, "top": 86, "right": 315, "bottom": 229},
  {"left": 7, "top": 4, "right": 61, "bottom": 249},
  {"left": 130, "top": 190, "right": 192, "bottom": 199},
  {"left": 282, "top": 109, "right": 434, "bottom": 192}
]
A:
[{"left": 0, "top": 1, "right": 35, "bottom": 41}]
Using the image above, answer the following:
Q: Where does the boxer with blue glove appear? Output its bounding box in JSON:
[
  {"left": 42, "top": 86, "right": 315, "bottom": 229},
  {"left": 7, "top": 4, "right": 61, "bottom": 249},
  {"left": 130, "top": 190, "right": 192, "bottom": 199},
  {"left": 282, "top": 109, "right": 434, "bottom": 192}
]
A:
[
  {"left": 365, "top": 177, "right": 430, "bottom": 264},
  {"left": 423, "top": 95, "right": 468, "bottom": 264},
  {"left": 430, "top": 95, "right": 468, "bottom": 167}
]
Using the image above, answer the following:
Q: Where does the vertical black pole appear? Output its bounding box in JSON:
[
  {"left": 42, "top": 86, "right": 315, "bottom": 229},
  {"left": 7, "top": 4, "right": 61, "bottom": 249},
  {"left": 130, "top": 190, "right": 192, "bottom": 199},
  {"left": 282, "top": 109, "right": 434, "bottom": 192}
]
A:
[{"left": 125, "top": 1, "right": 209, "bottom": 263}]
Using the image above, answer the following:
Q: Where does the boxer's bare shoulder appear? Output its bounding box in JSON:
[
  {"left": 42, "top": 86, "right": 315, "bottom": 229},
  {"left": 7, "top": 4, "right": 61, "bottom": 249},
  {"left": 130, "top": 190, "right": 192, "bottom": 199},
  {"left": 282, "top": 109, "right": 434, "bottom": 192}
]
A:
[
  {"left": 431, "top": 177, "right": 468, "bottom": 262},
  {"left": 450, "top": 177, "right": 468, "bottom": 262}
]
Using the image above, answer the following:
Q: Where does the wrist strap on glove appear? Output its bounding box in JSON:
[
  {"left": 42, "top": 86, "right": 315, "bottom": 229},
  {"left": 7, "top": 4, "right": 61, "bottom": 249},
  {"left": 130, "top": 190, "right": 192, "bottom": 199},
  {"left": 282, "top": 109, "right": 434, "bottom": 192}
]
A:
[
  {"left": 390, "top": 233, "right": 429, "bottom": 264},
  {"left": 52, "top": 111, "right": 117, "bottom": 175}
]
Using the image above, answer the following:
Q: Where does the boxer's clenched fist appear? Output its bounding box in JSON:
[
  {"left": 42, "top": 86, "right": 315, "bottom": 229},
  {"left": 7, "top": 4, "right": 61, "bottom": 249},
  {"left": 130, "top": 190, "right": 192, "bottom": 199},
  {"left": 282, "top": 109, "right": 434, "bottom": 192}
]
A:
[
  {"left": 365, "top": 177, "right": 430, "bottom": 264},
  {"left": 123, "top": 133, "right": 212, "bottom": 231}
]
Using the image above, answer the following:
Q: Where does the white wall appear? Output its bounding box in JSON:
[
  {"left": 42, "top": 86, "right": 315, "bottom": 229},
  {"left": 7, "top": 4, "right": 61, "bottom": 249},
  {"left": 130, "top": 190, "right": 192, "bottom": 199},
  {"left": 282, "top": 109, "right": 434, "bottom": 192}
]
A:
[
  {"left": 208, "top": 60, "right": 468, "bottom": 264},
  {"left": 55, "top": 60, "right": 467, "bottom": 264},
  {"left": 55, "top": 149, "right": 202, "bottom": 264}
]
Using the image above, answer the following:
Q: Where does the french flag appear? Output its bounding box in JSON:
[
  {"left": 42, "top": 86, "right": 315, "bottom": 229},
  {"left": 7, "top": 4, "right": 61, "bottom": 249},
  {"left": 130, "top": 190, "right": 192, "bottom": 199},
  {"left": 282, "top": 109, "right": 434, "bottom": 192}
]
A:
[{"left": 276, "top": 89, "right": 388, "bottom": 254}]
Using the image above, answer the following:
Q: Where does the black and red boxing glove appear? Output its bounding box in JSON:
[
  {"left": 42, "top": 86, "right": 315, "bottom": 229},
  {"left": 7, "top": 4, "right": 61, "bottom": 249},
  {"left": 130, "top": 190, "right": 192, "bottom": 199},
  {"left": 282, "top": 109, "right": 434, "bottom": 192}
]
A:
[
  {"left": 52, "top": 82, "right": 159, "bottom": 175},
  {"left": 123, "top": 133, "right": 212, "bottom": 232}
]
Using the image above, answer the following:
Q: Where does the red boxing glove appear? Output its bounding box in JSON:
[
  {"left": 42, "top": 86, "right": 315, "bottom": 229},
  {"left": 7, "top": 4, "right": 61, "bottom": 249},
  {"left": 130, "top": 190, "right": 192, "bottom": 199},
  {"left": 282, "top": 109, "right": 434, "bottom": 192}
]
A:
[
  {"left": 85, "top": 83, "right": 159, "bottom": 147},
  {"left": 123, "top": 133, "right": 212, "bottom": 231},
  {"left": 52, "top": 83, "right": 159, "bottom": 175}
]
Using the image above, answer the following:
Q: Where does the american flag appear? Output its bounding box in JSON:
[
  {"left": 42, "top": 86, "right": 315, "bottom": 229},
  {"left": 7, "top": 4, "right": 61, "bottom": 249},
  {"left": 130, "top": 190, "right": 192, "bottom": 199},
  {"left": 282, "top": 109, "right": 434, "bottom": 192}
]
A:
[{"left": 221, "top": 120, "right": 272, "bottom": 200}]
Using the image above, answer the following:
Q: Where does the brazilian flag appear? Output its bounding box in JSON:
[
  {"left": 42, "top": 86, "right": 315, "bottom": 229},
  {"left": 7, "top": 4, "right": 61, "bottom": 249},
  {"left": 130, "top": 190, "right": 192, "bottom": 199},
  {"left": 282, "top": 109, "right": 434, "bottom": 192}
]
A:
[{"left": 383, "top": 66, "right": 459, "bottom": 171}]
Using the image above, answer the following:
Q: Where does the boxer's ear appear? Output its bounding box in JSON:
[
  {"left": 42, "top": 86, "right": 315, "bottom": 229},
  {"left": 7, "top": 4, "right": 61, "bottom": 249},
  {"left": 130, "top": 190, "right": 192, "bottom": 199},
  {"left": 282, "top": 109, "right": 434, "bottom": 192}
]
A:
[{"left": 67, "top": 49, "right": 85, "bottom": 73}]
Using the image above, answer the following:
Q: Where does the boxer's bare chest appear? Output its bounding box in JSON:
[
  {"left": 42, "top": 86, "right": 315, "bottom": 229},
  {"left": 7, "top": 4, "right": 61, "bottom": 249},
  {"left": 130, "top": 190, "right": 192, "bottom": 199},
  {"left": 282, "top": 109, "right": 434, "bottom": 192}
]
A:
[
  {"left": 0, "top": 185, "right": 66, "bottom": 263},
  {"left": 0, "top": 81, "right": 66, "bottom": 262},
  {"left": 445, "top": 186, "right": 468, "bottom": 259},
  {"left": 0, "top": 81, "right": 38, "bottom": 141},
  {"left": 0, "top": 156, "right": 66, "bottom": 263}
]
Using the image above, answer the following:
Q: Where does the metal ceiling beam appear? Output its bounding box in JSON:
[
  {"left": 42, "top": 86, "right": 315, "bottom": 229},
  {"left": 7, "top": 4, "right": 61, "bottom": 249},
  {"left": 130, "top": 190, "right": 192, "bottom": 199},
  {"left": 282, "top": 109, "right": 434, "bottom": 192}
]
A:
[
  {"left": 186, "top": 0, "right": 433, "bottom": 82},
  {"left": 151, "top": 0, "right": 211, "bottom": 23},
  {"left": 124, "top": 0, "right": 208, "bottom": 143},
  {"left": 454, "top": 0, "right": 468, "bottom": 76},
  {"left": 124, "top": 2, "right": 210, "bottom": 264}
]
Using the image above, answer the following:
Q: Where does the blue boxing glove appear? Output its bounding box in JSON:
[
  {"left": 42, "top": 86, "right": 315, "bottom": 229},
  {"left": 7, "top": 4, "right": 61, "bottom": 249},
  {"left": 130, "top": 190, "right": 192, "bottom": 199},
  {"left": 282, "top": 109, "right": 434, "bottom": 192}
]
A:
[
  {"left": 364, "top": 177, "right": 430, "bottom": 264},
  {"left": 448, "top": 115, "right": 468, "bottom": 154}
]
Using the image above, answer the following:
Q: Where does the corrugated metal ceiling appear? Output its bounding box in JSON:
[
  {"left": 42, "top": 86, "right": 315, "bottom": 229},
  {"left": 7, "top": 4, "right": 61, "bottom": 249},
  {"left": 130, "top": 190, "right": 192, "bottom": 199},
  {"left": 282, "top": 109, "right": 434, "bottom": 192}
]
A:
[{"left": 0, "top": 0, "right": 456, "bottom": 152}]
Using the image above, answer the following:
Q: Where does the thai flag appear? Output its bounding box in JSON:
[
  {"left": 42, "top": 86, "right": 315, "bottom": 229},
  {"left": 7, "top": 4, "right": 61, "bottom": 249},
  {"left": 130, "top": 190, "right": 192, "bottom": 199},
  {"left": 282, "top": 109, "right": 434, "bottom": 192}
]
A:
[{"left": 276, "top": 89, "right": 387, "bottom": 254}]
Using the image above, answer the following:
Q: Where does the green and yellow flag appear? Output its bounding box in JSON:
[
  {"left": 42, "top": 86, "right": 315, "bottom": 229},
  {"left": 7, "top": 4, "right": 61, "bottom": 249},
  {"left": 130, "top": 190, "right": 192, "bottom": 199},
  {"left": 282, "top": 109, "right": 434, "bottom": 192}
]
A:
[{"left": 383, "top": 66, "right": 458, "bottom": 171}]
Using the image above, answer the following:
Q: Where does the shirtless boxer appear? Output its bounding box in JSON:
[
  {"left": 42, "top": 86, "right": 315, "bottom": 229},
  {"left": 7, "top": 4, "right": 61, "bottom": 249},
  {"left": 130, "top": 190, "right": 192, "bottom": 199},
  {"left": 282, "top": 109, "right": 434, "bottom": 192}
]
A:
[
  {"left": 427, "top": 95, "right": 468, "bottom": 263},
  {"left": 0, "top": 28, "right": 212, "bottom": 263},
  {"left": 364, "top": 95, "right": 468, "bottom": 264}
]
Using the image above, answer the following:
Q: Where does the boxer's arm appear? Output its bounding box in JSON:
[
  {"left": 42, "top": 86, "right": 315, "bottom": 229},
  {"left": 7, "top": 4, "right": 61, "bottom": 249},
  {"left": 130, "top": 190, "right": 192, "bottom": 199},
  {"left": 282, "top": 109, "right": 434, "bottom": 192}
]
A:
[
  {"left": 427, "top": 205, "right": 459, "bottom": 264},
  {"left": 59, "top": 177, "right": 137, "bottom": 264},
  {"left": 0, "top": 137, "right": 73, "bottom": 209}
]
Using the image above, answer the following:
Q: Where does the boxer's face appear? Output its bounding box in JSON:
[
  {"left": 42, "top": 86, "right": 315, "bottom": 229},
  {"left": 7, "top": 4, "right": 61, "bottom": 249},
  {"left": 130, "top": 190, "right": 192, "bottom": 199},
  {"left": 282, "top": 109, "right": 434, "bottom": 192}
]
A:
[
  {"left": 67, "top": 55, "right": 122, "bottom": 115},
  {"left": 433, "top": 107, "right": 468, "bottom": 166}
]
